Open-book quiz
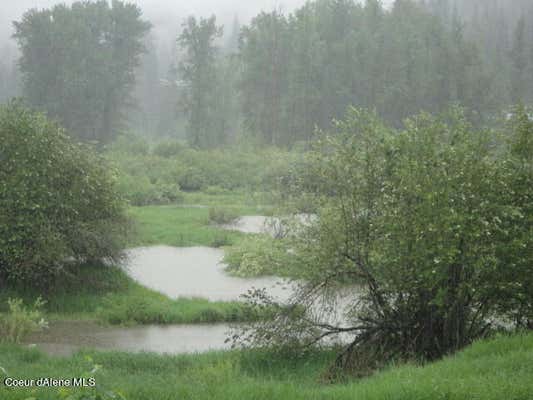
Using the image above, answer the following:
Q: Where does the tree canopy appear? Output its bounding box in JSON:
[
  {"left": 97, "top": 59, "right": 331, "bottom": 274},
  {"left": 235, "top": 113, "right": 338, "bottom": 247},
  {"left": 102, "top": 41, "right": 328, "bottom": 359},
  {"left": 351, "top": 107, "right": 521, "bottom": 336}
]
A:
[{"left": 13, "top": 0, "right": 150, "bottom": 143}]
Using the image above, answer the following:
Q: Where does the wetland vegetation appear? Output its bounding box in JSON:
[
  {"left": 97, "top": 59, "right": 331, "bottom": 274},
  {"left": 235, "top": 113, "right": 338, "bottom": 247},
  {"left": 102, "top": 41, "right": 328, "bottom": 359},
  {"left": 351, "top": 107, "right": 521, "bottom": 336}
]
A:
[{"left": 1, "top": 0, "right": 532, "bottom": 399}]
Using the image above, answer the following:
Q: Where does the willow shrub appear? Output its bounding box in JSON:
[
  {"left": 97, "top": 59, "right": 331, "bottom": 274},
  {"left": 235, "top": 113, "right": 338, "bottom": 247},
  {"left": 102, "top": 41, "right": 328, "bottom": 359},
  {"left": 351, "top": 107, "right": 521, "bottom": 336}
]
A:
[
  {"left": 0, "top": 102, "right": 128, "bottom": 287},
  {"left": 235, "top": 107, "right": 532, "bottom": 366}
]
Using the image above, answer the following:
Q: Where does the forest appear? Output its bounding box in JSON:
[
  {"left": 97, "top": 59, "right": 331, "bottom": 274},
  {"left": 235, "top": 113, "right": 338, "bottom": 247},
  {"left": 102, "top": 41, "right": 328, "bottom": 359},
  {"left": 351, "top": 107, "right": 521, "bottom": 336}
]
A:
[{"left": 0, "top": 1, "right": 532, "bottom": 399}]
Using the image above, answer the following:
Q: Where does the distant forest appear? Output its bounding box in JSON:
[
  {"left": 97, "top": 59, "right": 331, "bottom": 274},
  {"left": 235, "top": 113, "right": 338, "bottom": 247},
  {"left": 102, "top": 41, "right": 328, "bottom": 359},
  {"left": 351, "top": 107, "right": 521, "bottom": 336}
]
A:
[{"left": 1, "top": 0, "right": 532, "bottom": 147}]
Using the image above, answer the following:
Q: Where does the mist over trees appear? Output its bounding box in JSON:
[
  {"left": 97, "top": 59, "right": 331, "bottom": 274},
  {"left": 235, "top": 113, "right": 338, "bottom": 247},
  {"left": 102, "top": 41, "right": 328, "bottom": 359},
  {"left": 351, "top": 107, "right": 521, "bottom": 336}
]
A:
[
  {"left": 0, "top": 0, "right": 532, "bottom": 384},
  {"left": 2, "top": 0, "right": 533, "bottom": 147},
  {"left": 13, "top": 0, "right": 150, "bottom": 143}
]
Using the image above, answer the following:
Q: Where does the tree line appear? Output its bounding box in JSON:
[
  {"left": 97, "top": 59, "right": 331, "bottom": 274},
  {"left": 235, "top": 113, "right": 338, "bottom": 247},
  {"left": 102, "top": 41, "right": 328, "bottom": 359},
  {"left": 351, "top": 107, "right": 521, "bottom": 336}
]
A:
[{"left": 5, "top": 0, "right": 533, "bottom": 147}]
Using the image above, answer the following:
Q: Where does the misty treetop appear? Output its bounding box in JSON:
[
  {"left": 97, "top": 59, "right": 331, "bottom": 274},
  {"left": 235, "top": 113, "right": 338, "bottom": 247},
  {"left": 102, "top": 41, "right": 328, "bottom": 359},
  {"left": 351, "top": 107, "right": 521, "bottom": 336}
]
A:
[
  {"left": 183, "top": 0, "right": 533, "bottom": 148},
  {"left": 5, "top": 0, "right": 533, "bottom": 148},
  {"left": 238, "top": 0, "right": 493, "bottom": 145},
  {"left": 13, "top": 0, "right": 150, "bottom": 144}
]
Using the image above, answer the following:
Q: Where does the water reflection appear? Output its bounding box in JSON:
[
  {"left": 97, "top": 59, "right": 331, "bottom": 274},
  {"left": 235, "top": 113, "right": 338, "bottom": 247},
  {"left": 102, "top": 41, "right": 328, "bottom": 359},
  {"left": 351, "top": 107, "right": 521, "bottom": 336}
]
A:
[{"left": 24, "top": 320, "right": 232, "bottom": 357}]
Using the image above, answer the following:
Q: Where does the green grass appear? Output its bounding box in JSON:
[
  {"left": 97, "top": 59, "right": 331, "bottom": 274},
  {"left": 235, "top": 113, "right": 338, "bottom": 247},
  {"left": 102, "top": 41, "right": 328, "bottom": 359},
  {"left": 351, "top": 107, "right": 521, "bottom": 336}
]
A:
[
  {"left": 0, "top": 333, "right": 532, "bottom": 399},
  {"left": 126, "top": 190, "right": 275, "bottom": 248},
  {"left": 128, "top": 204, "right": 264, "bottom": 248},
  {"left": 0, "top": 264, "right": 259, "bottom": 325}
]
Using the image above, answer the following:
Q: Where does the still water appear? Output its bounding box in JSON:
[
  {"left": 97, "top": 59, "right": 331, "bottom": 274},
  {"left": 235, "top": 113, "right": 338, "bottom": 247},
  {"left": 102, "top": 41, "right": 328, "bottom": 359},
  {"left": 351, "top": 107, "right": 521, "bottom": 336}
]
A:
[
  {"left": 26, "top": 244, "right": 293, "bottom": 356},
  {"left": 24, "top": 320, "right": 232, "bottom": 357},
  {"left": 125, "top": 246, "right": 292, "bottom": 302}
]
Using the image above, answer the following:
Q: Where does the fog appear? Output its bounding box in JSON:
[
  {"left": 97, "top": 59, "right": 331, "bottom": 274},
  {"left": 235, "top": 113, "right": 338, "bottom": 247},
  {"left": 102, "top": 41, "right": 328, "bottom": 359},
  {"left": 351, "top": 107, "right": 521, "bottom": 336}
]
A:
[
  {"left": 0, "top": 0, "right": 532, "bottom": 393},
  {"left": 1, "top": 0, "right": 397, "bottom": 46},
  {"left": 0, "top": 0, "right": 309, "bottom": 43}
]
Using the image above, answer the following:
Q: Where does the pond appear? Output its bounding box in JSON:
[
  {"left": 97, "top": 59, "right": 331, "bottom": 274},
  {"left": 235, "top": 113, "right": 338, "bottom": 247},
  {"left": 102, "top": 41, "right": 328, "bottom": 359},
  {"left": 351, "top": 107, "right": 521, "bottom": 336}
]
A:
[
  {"left": 221, "top": 214, "right": 316, "bottom": 236},
  {"left": 26, "top": 244, "right": 294, "bottom": 356},
  {"left": 26, "top": 217, "right": 352, "bottom": 357},
  {"left": 220, "top": 216, "right": 277, "bottom": 235},
  {"left": 125, "top": 246, "right": 293, "bottom": 302},
  {"left": 24, "top": 320, "right": 232, "bottom": 357}
]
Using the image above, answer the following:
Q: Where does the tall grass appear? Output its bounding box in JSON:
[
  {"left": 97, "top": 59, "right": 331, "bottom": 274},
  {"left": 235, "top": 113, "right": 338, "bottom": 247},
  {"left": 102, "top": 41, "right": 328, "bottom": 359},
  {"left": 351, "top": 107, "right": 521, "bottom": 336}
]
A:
[{"left": 0, "top": 333, "right": 532, "bottom": 399}]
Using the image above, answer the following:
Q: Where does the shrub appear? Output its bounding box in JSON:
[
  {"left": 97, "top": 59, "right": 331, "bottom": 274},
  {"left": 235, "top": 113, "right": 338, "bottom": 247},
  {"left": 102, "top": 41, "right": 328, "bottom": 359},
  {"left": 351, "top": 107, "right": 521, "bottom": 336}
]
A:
[
  {"left": 177, "top": 167, "right": 207, "bottom": 191},
  {"left": 223, "top": 235, "right": 291, "bottom": 277},
  {"left": 105, "top": 138, "right": 300, "bottom": 195},
  {"left": 208, "top": 207, "right": 239, "bottom": 225},
  {"left": 0, "top": 298, "right": 47, "bottom": 343},
  {"left": 117, "top": 175, "right": 183, "bottom": 206},
  {"left": 153, "top": 139, "right": 185, "bottom": 158},
  {"left": 0, "top": 102, "right": 128, "bottom": 285},
  {"left": 234, "top": 108, "right": 533, "bottom": 365}
]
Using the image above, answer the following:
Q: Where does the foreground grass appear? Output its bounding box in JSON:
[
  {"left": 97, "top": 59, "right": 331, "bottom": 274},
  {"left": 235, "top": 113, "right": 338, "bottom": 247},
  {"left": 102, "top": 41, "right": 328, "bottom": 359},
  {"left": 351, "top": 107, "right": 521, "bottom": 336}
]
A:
[
  {"left": 0, "top": 333, "right": 532, "bottom": 399},
  {"left": 0, "top": 264, "right": 257, "bottom": 325}
]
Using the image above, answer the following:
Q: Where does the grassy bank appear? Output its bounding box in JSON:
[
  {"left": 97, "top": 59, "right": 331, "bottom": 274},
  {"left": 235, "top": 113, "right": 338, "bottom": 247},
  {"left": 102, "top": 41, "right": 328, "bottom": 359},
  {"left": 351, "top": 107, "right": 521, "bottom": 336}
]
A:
[
  {"left": 128, "top": 205, "right": 242, "bottom": 248},
  {"left": 1, "top": 193, "right": 275, "bottom": 326},
  {"left": 0, "top": 264, "right": 258, "bottom": 325},
  {"left": 0, "top": 333, "right": 532, "bottom": 399},
  {"left": 127, "top": 199, "right": 271, "bottom": 248}
]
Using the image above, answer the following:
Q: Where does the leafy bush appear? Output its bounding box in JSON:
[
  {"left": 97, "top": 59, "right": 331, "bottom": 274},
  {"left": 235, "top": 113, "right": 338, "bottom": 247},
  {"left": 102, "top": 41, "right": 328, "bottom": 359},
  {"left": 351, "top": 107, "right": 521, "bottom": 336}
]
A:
[
  {"left": 235, "top": 108, "right": 533, "bottom": 365},
  {"left": 106, "top": 137, "right": 301, "bottom": 199},
  {"left": 177, "top": 166, "right": 207, "bottom": 191},
  {"left": 0, "top": 102, "right": 128, "bottom": 285},
  {"left": 208, "top": 207, "right": 239, "bottom": 224},
  {"left": 223, "top": 235, "right": 291, "bottom": 277},
  {"left": 0, "top": 298, "right": 47, "bottom": 343},
  {"left": 152, "top": 139, "right": 185, "bottom": 158},
  {"left": 117, "top": 175, "right": 183, "bottom": 206}
]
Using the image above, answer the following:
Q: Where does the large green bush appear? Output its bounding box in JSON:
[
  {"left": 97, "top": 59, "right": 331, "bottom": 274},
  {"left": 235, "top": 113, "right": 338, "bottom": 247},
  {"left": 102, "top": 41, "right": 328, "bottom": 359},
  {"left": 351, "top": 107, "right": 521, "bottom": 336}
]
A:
[
  {"left": 0, "top": 102, "right": 128, "bottom": 286},
  {"left": 236, "top": 108, "right": 533, "bottom": 364}
]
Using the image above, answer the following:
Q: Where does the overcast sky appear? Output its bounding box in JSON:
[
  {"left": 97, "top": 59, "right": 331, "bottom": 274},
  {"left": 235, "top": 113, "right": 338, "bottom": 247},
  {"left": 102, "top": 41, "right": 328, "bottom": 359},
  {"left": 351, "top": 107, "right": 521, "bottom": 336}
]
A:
[
  {"left": 0, "top": 0, "right": 395, "bottom": 62},
  {"left": 0, "top": 0, "right": 396, "bottom": 41},
  {"left": 0, "top": 0, "right": 309, "bottom": 45}
]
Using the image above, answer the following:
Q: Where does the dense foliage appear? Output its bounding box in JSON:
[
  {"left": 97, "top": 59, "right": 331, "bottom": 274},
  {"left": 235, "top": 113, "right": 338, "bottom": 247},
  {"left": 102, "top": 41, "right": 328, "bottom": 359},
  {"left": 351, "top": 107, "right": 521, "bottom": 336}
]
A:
[
  {"left": 106, "top": 135, "right": 298, "bottom": 206},
  {"left": 236, "top": 107, "right": 532, "bottom": 364},
  {"left": 427, "top": 0, "right": 533, "bottom": 106},
  {"left": 0, "top": 103, "right": 127, "bottom": 286},
  {"left": 237, "top": 0, "right": 530, "bottom": 145},
  {"left": 178, "top": 16, "right": 231, "bottom": 149},
  {"left": 13, "top": 0, "right": 150, "bottom": 143},
  {"left": 6, "top": 0, "right": 533, "bottom": 149}
]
